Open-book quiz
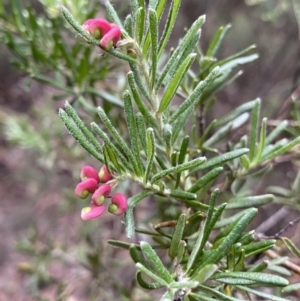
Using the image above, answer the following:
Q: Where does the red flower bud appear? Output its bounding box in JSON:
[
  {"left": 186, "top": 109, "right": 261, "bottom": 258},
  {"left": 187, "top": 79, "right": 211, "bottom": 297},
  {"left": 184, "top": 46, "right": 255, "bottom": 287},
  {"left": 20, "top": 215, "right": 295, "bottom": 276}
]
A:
[
  {"left": 81, "top": 204, "right": 105, "bottom": 221},
  {"left": 108, "top": 193, "right": 128, "bottom": 215},
  {"left": 91, "top": 184, "right": 111, "bottom": 205},
  {"left": 100, "top": 25, "right": 122, "bottom": 50},
  {"left": 99, "top": 165, "right": 113, "bottom": 183},
  {"left": 82, "top": 18, "right": 112, "bottom": 39},
  {"left": 80, "top": 165, "right": 100, "bottom": 183},
  {"left": 75, "top": 178, "right": 98, "bottom": 199}
]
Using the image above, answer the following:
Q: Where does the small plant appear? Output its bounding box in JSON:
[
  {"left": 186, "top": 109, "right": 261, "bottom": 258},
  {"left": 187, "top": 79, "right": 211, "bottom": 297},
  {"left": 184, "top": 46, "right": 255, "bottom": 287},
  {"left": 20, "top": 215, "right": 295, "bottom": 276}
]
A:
[{"left": 1, "top": 0, "right": 300, "bottom": 300}]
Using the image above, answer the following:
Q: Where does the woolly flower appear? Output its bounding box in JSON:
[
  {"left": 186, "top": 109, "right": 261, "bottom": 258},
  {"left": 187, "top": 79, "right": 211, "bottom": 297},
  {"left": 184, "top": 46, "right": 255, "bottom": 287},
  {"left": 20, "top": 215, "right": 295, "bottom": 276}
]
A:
[
  {"left": 82, "top": 18, "right": 111, "bottom": 39},
  {"left": 75, "top": 178, "right": 98, "bottom": 199},
  {"left": 81, "top": 204, "right": 106, "bottom": 221},
  {"left": 82, "top": 18, "right": 122, "bottom": 51},
  {"left": 99, "top": 165, "right": 113, "bottom": 183},
  {"left": 108, "top": 193, "right": 128, "bottom": 216},
  {"left": 80, "top": 165, "right": 100, "bottom": 183},
  {"left": 92, "top": 184, "right": 111, "bottom": 205}
]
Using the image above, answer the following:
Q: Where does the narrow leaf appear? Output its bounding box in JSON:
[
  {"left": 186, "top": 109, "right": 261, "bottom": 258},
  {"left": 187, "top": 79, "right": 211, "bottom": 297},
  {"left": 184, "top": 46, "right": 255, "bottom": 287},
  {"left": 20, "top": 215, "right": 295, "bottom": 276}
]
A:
[
  {"left": 127, "top": 72, "right": 157, "bottom": 127},
  {"left": 140, "top": 241, "right": 174, "bottom": 283},
  {"left": 282, "top": 237, "right": 300, "bottom": 258},
  {"left": 136, "top": 263, "right": 169, "bottom": 286},
  {"left": 156, "top": 15, "right": 205, "bottom": 92},
  {"left": 144, "top": 128, "right": 156, "bottom": 184},
  {"left": 206, "top": 24, "right": 231, "bottom": 57},
  {"left": 237, "top": 285, "right": 291, "bottom": 301},
  {"left": 188, "top": 167, "right": 223, "bottom": 193},
  {"left": 169, "top": 214, "right": 186, "bottom": 260},
  {"left": 189, "top": 148, "right": 249, "bottom": 175},
  {"left": 169, "top": 67, "right": 220, "bottom": 124},
  {"left": 249, "top": 98, "right": 261, "bottom": 161},
  {"left": 151, "top": 157, "right": 206, "bottom": 183},
  {"left": 97, "top": 107, "right": 140, "bottom": 175},
  {"left": 59, "top": 109, "right": 103, "bottom": 162},
  {"left": 149, "top": 9, "right": 158, "bottom": 87},
  {"left": 158, "top": 53, "right": 196, "bottom": 113},
  {"left": 158, "top": 0, "right": 181, "bottom": 58},
  {"left": 124, "top": 91, "right": 144, "bottom": 175},
  {"left": 226, "top": 194, "right": 274, "bottom": 209}
]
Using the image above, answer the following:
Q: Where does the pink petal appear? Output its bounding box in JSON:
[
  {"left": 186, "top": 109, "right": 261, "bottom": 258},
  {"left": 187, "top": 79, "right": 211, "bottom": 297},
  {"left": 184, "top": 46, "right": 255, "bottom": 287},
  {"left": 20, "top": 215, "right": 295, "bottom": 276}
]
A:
[
  {"left": 81, "top": 204, "right": 106, "bottom": 221},
  {"left": 75, "top": 178, "right": 98, "bottom": 199},
  {"left": 91, "top": 184, "right": 112, "bottom": 205},
  {"left": 80, "top": 165, "right": 100, "bottom": 183}
]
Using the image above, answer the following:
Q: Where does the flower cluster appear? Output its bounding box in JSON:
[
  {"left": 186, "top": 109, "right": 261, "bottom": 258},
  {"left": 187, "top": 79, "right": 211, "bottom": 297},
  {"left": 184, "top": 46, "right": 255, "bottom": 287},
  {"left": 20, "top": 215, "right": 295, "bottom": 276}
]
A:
[
  {"left": 82, "top": 18, "right": 122, "bottom": 50},
  {"left": 75, "top": 165, "right": 128, "bottom": 220}
]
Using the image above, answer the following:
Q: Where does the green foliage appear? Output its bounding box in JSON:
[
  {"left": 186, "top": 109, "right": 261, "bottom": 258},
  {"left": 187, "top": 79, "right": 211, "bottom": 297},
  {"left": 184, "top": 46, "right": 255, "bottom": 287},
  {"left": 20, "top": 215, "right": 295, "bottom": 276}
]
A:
[{"left": 1, "top": 0, "right": 300, "bottom": 300}]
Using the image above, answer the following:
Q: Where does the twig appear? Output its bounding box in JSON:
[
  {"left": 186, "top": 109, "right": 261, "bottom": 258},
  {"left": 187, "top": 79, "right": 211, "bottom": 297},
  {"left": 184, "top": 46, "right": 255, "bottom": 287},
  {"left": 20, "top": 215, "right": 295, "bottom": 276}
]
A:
[{"left": 265, "top": 249, "right": 300, "bottom": 275}]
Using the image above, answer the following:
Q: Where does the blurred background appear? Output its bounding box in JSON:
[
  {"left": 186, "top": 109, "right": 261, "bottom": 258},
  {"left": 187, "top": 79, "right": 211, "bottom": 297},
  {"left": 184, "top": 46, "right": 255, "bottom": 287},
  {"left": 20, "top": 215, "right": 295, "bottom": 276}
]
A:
[{"left": 0, "top": 0, "right": 299, "bottom": 300}]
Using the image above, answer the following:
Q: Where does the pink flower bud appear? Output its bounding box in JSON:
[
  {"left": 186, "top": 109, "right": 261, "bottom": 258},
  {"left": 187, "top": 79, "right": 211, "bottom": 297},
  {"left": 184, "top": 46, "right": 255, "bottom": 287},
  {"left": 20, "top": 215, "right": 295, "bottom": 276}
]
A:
[
  {"left": 108, "top": 193, "right": 128, "bottom": 215},
  {"left": 81, "top": 204, "right": 105, "bottom": 221},
  {"left": 99, "top": 165, "right": 113, "bottom": 183},
  {"left": 80, "top": 165, "right": 100, "bottom": 183},
  {"left": 82, "top": 18, "right": 112, "bottom": 39},
  {"left": 75, "top": 178, "right": 98, "bottom": 199},
  {"left": 100, "top": 25, "right": 122, "bottom": 50},
  {"left": 91, "top": 184, "right": 111, "bottom": 205}
]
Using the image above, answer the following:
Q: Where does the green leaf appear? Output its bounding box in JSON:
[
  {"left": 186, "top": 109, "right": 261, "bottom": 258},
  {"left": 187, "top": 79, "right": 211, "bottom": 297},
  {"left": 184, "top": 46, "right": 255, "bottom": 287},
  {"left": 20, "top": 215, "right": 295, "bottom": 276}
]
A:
[
  {"left": 91, "top": 122, "right": 132, "bottom": 172},
  {"left": 156, "top": 15, "right": 205, "bottom": 92},
  {"left": 187, "top": 189, "right": 219, "bottom": 272},
  {"left": 192, "top": 264, "right": 218, "bottom": 284},
  {"left": 169, "top": 214, "right": 186, "bottom": 260},
  {"left": 206, "top": 24, "right": 231, "bottom": 57},
  {"left": 188, "top": 167, "right": 223, "bottom": 193},
  {"left": 136, "top": 271, "right": 164, "bottom": 289},
  {"left": 169, "top": 280, "right": 199, "bottom": 289},
  {"left": 214, "top": 100, "right": 257, "bottom": 128},
  {"left": 265, "top": 120, "right": 288, "bottom": 145},
  {"left": 59, "top": 109, "right": 103, "bottom": 162},
  {"left": 249, "top": 98, "right": 261, "bottom": 161},
  {"left": 140, "top": 241, "right": 173, "bottom": 283},
  {"left": 136, "top": 113, "right": 147, "bottom": 153},
  {"left": 203, "top": 122, "right": 232, "bottom": 147},
  {"left": 237, "top": 286, "right": 291, "bottom": 301},
  {"left": 189, "top": 148, "right": 249, "bottom": 175},
  {"left": 282, "top": 237, "right": 300, "bottom": 258},
  {"left": 103, "top": 144, "right": 121, "bottom": 173},
  {"left": 226, "top": 194, "right": 274, "bottom": 209},
  {"left": 136, "top": 262, "right": 169, "bottom": 286},
  {"left": 239, "top": 239, "right": 276, "bottom": 257},
  {"left": 129, "top": 244, "right": 145, "bottom": 264},
  {"left": 149, "top": 9, "right": 158, "bottom": 87},
  {"left": 282, "top": 282, "right": 300, "bottom": 293},
  {"left": 143, "top": 0, "right": 167, "bottom": 56},
  {"left": 170, "top": 190, "right": 197, "bottom": 200},
  {"left": 169, "top": 67, "right": 220, "bottom": 125},
  {"left": 158, "top": 0, "right": 181, "bottom": 58},
  {"left": 124, "top": 91, "right": 144, "bottom": 175},
  {"left": 176, "top": 240, "right": 186, "bottom": 264},
  {"left": 175, "top": 136, "right": 189, "bottom": 188},
  {"left": 144, "top": 128, "right": 156, "bottom": 184},
  {"left": 124, "top": 14, "right": 133, "bottom": 37},
  {"left": 162, "top": 124, "right": 172, "bottom": 151},
  {"left": 212, "top": 271, "right": 288, "bottom": 286},
  {"left": 151, "top": 157, "right": 206, "bottom": 183},
  {"left": 259, "top": 136, "right": 300, "bottom": 164},
  {"left": 127, "top": 72, "right": 157, "bottom": 127},
  {"left": 158, "top": 53, "right": 196, "bottom": 113},
  {"left": 192, "top": 208, "right": 257, "bottom": 276},
  {"left": 134, "top": 7, "right": 145, "bottom": 45},
  {"left": 125, "top": 190, "right": 154, "bottom": 238},
  {"left": 211, "top": 44, "right": 257, "bottom": 69},
  {"left": 97, "top": 107, "right": 140, "bottom": 175},
  {"left": 64, "top": 102, "right": 103, "bottom": 154}
]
